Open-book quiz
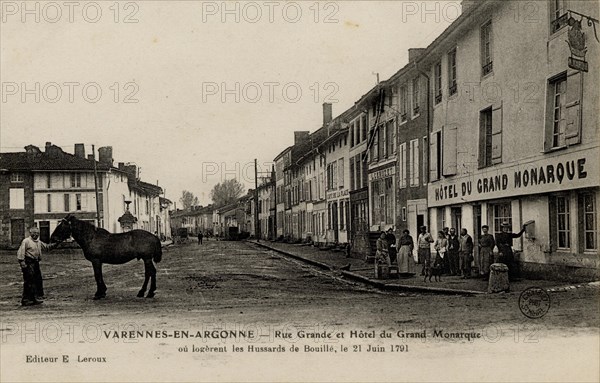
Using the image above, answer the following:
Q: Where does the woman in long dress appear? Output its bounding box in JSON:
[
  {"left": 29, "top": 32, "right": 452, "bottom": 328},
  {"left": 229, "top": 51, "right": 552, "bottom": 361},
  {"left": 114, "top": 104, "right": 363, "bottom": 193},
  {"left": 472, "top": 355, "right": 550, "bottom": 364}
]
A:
[{"left": 397, "top": 229, "right": 415, "bottom": 275}]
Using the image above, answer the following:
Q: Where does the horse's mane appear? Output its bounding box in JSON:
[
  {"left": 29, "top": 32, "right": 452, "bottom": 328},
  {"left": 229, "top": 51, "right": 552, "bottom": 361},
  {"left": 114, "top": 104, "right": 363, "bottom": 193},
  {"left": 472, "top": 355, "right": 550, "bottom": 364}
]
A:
[{"left": 71, "top": 217, "right": 111, "bottom": 235}]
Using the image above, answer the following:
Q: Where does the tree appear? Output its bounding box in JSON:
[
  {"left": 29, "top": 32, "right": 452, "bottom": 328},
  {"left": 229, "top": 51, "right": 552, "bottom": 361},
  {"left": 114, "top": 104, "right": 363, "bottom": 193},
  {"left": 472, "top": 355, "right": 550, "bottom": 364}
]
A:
[
  {"left": 210, "top": 179, "right": 245, "bottom": 207},
  {"left": 179, "top": 190, "right": 199, "bottom": 210}
]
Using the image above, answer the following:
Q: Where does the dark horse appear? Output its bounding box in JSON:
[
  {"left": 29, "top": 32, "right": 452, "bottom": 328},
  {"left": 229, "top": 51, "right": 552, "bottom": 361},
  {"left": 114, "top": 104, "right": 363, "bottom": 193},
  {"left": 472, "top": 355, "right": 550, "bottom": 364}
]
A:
[{"left": 50, "top": 214, "right": 162, "bottom": 299}]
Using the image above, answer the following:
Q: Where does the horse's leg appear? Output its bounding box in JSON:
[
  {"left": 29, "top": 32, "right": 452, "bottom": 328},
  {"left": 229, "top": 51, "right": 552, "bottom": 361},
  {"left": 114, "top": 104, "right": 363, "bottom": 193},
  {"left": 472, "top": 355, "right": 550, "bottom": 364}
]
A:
[
  {"left": 92, "top": 260, "right": 106, "bottom": 300},
  {"left": 146, "top": 261, "right": 157, "bottom": 298},
  {"left": 138, "top": 259, "right": 151, "bottom": 298}
]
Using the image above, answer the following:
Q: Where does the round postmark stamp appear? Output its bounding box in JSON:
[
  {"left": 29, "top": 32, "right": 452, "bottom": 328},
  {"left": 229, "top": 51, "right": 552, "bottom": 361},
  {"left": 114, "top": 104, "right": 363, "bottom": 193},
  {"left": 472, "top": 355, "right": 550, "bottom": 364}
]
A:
[{"left": 519, "top": 287, "right": 551, "bottom": 319}]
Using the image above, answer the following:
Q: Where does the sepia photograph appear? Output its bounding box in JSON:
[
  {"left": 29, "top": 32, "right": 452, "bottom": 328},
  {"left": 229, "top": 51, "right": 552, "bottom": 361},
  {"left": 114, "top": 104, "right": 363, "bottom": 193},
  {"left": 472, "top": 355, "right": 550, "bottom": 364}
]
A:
[{"left": 0, "top": 0, "right": 599, "bottom": 382}]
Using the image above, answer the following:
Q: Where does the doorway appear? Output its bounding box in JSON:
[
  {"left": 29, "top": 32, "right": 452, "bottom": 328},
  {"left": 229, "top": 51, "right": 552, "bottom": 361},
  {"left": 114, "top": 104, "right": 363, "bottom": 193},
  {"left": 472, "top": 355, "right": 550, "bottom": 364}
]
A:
[{"left": 39, "top": 221, "right": 50, "bottom": 243}]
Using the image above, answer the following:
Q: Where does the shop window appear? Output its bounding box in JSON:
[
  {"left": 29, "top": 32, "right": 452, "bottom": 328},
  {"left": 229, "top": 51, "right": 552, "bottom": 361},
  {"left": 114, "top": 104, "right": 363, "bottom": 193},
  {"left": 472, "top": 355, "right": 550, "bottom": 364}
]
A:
[
  {"left": 580, "top": 193, "right": 597, "bottom": 251},
  {"left": 491, "top": 202, "right": 512, "bottom": 236}
]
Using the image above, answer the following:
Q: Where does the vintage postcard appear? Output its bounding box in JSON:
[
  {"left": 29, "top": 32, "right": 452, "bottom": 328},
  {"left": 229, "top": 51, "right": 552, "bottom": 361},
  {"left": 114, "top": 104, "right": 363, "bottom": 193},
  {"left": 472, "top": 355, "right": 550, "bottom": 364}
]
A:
[{"left": 1, "top": 1, "right": 599, "bottom": 382}]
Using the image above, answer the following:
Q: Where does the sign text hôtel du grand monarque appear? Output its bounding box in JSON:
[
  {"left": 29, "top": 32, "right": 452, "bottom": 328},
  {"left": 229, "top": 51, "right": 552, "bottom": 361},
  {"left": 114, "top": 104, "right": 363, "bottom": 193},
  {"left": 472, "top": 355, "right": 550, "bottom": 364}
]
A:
[{"left": 428, "top": 147, "right": 598, "bottom": 207}]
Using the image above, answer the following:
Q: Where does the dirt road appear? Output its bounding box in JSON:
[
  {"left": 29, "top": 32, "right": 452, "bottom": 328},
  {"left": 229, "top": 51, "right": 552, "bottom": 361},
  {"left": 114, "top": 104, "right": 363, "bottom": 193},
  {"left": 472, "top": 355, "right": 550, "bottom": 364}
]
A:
[{"left": 1, "top": 240, "right": 598, "bottom": 382}]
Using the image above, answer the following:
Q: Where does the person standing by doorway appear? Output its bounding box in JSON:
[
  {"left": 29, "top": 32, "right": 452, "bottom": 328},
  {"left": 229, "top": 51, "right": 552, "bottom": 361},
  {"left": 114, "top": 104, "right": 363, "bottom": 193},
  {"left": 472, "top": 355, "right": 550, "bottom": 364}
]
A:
[
  {"left": 17, "top": 226, "right": 56, "bottom": 306},
  {"left": 417, "top": 226, "right": 434, "bottom": 276},
  {"left": 495, "top": 222, "right": 526, "bottom": 280},
  {"left": 447, "top": 228, "right": 460, "bottom": 276},
  {"left": 459, "top": 228, "right": 474, "bottom": 279},
  {"left": 478, "top": 225, "right": 495, "bottom": 279},
  {"left": 386, "top": 228, "right": 397, "bottom": 265}
]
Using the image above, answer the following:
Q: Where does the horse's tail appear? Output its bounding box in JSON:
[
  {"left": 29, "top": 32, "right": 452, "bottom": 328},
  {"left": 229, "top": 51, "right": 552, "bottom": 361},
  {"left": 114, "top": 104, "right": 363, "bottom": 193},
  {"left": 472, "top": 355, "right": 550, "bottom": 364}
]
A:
[{"left": 154, "top": 239, "right": 162, "bottom": 263}]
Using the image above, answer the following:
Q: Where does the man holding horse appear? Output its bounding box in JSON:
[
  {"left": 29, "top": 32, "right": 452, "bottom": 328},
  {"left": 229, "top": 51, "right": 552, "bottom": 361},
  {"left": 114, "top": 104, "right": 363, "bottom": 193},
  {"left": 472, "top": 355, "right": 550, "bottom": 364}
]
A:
[{"left": 17, "top": 226, "right": 56, "bottom": 306}]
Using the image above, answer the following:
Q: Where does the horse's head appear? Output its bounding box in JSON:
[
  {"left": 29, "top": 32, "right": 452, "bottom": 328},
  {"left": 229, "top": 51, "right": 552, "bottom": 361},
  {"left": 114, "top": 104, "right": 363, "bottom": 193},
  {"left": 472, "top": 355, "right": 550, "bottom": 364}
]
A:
[{"left": 50, "top": 214, "right": 74, "bottom": 243}]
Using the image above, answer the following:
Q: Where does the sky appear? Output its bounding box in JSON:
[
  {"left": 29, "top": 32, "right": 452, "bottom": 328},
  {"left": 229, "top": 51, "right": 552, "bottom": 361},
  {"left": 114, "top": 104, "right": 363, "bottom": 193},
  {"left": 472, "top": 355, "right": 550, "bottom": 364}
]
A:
[{"left": 0, "top": 1, "right": 458, "bottom": 206}]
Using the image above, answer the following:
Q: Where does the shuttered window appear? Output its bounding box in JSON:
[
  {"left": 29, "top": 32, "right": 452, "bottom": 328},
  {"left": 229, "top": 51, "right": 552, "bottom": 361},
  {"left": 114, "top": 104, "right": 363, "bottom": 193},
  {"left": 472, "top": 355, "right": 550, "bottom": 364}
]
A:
[
  {"left": 410, "top": 139, "right": 419, "bottom": 187},
  {"left": 430, "top": 131, "right": 442, "bottom": 181},
  {"left": 442, "top": 125, "right": 457, "bottom": 176},
  {"left": 545, "top": 71, "right": 582, "bottom": 151},
  {"left": 398, "top": 143, "right": 407, "bottom": 189},
  {"left": 491, "top": 103, "right": 503, "bottom": 165}
]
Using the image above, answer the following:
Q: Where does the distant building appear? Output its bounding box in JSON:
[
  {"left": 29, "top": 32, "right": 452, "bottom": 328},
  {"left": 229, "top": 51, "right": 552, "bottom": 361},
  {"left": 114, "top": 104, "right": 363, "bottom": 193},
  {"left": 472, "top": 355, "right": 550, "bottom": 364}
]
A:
[{"left": 0, "top": 142, "right": 169, "bottom": 247}]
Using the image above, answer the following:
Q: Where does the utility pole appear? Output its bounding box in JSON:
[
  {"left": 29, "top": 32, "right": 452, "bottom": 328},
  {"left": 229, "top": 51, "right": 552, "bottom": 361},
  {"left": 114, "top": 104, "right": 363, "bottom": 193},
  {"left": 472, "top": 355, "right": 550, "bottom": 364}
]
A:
[
  {"left": 254, "top": 159, "right": 260, "bottom": 240},
  {"left": 92, "top": 144, "right": 101, "bottom": 228}
]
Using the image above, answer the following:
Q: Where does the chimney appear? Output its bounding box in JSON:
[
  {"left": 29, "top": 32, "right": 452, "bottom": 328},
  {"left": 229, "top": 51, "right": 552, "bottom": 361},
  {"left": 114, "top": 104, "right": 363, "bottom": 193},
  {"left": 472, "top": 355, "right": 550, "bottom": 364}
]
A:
[
  {"left": 74, "top": 143, "right": 85, "bottom": 159},
  {"left": 294, "top": 131, "right": 310, "bottom": 146},
  {"left": 118, "top": 162, "right": 125, "bottom": 170},
  {"left": 24, "top": 145, "right": 41, "bottom": 155},
  {"left": 98, "top": 146, "right": 113, "bottom": 167},
  {"left": 323, "top": 103, "right": 333, "bottom": 125},
  {"left": 123, "top": 164, "right": 137, "bottom": 178},
  {"left": 408, "top": 48, "right": 426, "bottom": 62},
  {"left": 44, "top": 142, "right": 63, "bottom": 157}
]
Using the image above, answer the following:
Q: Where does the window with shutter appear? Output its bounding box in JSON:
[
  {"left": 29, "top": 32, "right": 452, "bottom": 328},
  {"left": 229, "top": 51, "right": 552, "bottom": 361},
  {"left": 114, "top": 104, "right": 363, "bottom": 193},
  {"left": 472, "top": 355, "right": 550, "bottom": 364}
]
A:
[
  {"left": 410, "top": 139, "right": 419, "bottom": 187},
  {"left": 398, "top": 143, "right": 407, "bottom": 189},
  {"left": 565, "top": 71, "right": 582, "bottom": 146},
  {"left": 479, "top": 108, "right": 493, "bottom": 168},
  {"left": 338, "top": 158, "right": 344, "bottom": 188},
  {"left": 442, "top": 124, "right": 458, "bottom": 175},
  {"left": 491, "top": 103, "right": 503, "bottom": 164},
  {"left": 430, "top": 132, "right": 439, "bottom": 181}
]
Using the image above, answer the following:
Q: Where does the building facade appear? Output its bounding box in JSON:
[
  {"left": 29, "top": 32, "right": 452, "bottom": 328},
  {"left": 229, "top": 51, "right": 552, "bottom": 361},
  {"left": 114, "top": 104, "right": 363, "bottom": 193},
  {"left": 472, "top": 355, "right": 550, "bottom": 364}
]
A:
[{"left": 423, "top": 0, "right": 599, "bottom": 280}]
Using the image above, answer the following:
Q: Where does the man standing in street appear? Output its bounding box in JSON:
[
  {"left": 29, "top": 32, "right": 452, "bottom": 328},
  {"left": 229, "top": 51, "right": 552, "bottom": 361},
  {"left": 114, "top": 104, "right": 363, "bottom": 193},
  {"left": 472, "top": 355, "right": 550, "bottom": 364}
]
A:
[
  {"left": 386, "top": 228, "right": 397, "bottom": 265},
  {"left": 447, "top": 228, "right": 460, "bottom": 276},
  {"left": 417, "top": 226, "right": 434, "bottom": 276},
  {"left": 198, "top": 231, "right": 203, "bottom": 245},
  {"left": 17, "top": 226, "right": 56, "bottom": 306},
  {"left": 459, "top": 228, "right": 474, "bottom": 279},
  {"left": 495, "top": 222, "right": 526, "bottom": 280}
]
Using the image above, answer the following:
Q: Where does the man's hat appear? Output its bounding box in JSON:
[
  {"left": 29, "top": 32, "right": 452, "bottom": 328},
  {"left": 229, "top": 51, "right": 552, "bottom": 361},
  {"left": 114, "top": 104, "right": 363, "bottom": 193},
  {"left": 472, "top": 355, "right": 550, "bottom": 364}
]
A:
[
  {"left": 29, "top": 227, "right": 40, "bottom": 234},
  {"left": 501, "top": 221, "right": 511, "bottom": 227}
]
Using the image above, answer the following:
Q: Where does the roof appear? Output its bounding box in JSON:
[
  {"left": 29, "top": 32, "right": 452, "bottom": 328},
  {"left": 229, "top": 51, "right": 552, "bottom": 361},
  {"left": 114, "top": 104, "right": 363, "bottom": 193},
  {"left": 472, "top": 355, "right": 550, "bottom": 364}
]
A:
[
  {"left": 273, "top": 146, "right": 292, "bottom": 162},
  {"left": 0, "top": 150, "right": 111, "bottom": 172},
  {"left": 128, "top": 178, "right": 163, "bottom": 196}
]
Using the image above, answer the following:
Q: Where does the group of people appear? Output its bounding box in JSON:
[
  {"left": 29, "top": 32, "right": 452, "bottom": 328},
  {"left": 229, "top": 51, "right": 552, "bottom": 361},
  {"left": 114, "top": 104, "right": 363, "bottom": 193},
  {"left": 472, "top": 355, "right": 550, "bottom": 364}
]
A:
[{"left": 375, "top": 222, "right": 527, "bottom": 280}]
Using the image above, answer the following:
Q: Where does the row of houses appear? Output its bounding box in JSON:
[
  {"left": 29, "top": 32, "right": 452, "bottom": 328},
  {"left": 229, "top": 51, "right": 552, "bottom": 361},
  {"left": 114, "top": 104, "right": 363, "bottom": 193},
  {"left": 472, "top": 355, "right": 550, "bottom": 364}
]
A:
[
  {"left": 0, "top": 142, "right": 172, "bottom": 247},
  {"left": 250, "top": 0, "right": 599, "bottom": 280}
]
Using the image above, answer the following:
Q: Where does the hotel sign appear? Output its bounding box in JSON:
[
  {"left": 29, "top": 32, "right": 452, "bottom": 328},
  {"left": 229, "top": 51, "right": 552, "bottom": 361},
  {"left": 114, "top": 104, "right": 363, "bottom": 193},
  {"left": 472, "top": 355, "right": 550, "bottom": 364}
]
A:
[
  {"left": 427, "top": 147, "right": 599, "bottom": 207},
  {"left": 368, "top": 166, "right": 396, "bottom": 181},
  {"left": 327, "top": 189, "right": 349, "bottom": 200}
]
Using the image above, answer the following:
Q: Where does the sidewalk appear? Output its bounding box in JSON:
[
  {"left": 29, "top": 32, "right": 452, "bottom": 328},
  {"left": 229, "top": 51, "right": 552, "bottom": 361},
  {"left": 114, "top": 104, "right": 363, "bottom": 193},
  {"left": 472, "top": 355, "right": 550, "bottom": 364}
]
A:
[{"left": 248, "top": 240, "right": 588, "bottom": 295}]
